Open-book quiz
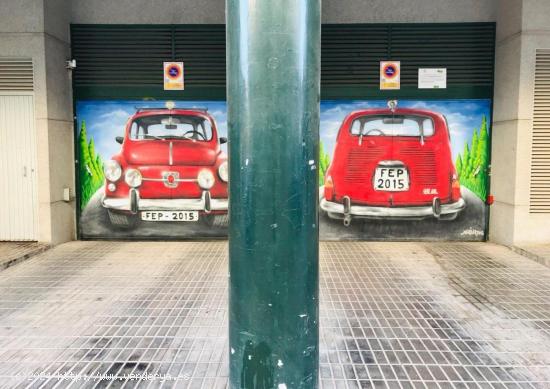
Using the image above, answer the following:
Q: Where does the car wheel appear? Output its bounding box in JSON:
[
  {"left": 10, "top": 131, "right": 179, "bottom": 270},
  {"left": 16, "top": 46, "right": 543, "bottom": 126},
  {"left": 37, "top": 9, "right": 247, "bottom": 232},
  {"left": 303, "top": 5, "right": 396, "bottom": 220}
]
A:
[
  {"left": 107, "top": 209, "right": 138, "bottom": 229},
  {"left": 203, "top": 214, "right": 229, "bottom": 228}
]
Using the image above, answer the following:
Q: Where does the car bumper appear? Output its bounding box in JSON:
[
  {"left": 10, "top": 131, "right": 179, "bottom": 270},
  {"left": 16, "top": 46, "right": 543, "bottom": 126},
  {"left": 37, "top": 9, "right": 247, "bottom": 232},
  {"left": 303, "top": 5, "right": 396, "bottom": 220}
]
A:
[
  {"left": 320, "top": 197, "right": 466, "bottom": 220},
  {"left": 102, "top": 190, "right": 228, "bottom": 213}
]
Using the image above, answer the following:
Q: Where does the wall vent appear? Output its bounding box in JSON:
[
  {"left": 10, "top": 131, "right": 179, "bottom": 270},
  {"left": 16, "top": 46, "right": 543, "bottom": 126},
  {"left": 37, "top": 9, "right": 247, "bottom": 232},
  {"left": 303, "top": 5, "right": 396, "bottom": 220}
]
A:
[
  {"left": 0, "top": 58, "right": 34, "bottom": 91},
  {"left": 530, "top": 49, "right": 550, "bottom": 213}
]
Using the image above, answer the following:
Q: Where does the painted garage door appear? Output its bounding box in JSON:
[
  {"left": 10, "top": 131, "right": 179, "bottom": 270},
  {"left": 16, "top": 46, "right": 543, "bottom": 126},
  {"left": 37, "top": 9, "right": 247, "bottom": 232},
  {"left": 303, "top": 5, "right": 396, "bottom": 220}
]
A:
[{"left": 71, "top": 23, "right": 495, "bottom": 241}]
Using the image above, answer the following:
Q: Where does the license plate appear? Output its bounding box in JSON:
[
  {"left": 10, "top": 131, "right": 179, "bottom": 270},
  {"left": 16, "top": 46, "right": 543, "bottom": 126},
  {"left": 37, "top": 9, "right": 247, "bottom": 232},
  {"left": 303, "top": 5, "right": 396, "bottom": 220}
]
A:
[
  {"left": 374, "top": 167, "right": 409, "bottom": 191},
  {"left": 141, "top": 211, "right": 199, "bottom": 222}
]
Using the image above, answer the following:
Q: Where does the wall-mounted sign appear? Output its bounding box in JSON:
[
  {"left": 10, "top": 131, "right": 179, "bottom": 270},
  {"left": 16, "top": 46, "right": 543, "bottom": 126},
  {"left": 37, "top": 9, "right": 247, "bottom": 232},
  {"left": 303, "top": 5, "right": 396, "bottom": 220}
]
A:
[
  {"left": 163, "top": 62, "right": 184, "bottom": 90},
  {"left": 419, "top": 68, "right": 447, "bottom": 89},
  {"left": 380, "top": 61, "right": 401, "bottom": 90}
]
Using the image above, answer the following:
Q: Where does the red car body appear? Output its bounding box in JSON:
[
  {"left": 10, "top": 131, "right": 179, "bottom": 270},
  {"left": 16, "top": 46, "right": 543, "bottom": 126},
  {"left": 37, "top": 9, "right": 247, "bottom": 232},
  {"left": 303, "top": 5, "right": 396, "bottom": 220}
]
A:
[
  {"left": 321, "top": 107, "right": 465, "bottom": 225},
  {"left": 101, "top": 107, "right": 228, "bottom": 227}
]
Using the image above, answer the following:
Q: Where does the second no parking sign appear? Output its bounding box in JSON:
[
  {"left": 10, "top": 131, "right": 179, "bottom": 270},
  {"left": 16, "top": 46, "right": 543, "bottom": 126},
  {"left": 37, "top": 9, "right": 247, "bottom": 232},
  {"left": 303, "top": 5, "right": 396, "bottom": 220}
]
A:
[{"left": 380, "top": 61, "right": 401, "bottom": 90}]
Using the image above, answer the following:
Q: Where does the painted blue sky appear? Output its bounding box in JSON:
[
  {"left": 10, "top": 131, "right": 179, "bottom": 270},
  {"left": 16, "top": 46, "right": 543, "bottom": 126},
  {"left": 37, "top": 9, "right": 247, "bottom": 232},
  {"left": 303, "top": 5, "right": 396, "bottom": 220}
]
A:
[{"left": 77, "top": 99, "right": 491, "bottom": 164}]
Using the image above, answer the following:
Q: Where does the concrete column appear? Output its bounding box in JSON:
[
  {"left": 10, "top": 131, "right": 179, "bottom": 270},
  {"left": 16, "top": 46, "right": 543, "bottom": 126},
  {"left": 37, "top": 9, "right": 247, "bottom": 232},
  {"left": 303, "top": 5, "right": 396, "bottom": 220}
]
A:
[
  {"left": 0, "top": 0, "right": 75, "bottom": 244},
  {"left": 227, "top": 0, "right": 321, "bottom": 387},
  {"left": 42, "top": 0, "right": 75, "bottom": 244},
  {"left": 490, "top": 0, "right": 550, "bottom": 245}
]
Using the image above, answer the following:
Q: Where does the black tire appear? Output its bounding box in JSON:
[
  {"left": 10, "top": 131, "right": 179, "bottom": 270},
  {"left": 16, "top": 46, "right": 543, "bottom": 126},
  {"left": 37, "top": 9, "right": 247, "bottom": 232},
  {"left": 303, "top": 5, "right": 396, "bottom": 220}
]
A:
[
  {"left": 107, "top": 209, "right": 138, "bottom": 230},
  {"left": 203, "top": 214, "right": 229, "bottom": 228}
]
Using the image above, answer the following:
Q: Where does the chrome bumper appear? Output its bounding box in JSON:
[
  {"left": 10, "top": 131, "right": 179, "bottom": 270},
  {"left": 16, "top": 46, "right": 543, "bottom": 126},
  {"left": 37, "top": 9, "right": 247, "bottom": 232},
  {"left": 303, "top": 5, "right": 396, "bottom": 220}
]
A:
[
  {"left": 320, "top": 197, "right": 466, "bottom": 220},
  {"left": 102, "top": 190, "right": 228, "bottom": 213}
]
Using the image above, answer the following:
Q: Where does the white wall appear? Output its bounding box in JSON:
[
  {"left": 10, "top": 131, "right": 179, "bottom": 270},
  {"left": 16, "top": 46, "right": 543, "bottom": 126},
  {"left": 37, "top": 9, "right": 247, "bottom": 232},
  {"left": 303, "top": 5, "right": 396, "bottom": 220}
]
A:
[{"left": 490, "top": 0, "right": 550, "bottom": 245}]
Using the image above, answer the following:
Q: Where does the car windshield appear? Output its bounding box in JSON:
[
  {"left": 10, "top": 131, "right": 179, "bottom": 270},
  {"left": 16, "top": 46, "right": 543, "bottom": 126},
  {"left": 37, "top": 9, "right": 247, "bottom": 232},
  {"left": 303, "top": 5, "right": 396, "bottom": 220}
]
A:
[
  {"left": 130, "top": 114, "right": 213, "bottom": 141},
  {"left": 350, "top": 115, "right": 435, "bottom": 137}
]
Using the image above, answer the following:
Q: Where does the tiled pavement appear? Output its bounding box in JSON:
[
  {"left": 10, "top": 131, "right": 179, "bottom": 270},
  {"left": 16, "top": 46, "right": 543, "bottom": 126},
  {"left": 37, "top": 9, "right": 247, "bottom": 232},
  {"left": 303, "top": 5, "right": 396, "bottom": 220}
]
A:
[
  {"left": 0, "top": 242, "right": 49, "bottom": 270},
  {"left": 513, "top": 245, "right": 550, "bottom": 268},
  {"left": 0, "top": 241, "right": 548, "bottom": 388}
]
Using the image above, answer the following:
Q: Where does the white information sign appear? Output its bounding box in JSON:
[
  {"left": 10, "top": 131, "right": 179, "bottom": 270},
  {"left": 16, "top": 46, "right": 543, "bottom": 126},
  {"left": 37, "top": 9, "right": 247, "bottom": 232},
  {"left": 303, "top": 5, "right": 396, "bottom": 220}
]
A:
[{"left": 418, "top": 68, "right": 447, "bottom": 89}]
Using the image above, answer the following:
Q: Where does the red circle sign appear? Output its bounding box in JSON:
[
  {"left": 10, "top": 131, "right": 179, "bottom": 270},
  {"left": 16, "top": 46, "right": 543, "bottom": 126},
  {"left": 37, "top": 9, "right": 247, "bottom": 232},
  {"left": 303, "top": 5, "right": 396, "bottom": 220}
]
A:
[
  {"left": 166, "top": 65, "right": 181, "bottom": 80},
  {"left": 383, "top": 63, "right": 398, "bottom": 79}
]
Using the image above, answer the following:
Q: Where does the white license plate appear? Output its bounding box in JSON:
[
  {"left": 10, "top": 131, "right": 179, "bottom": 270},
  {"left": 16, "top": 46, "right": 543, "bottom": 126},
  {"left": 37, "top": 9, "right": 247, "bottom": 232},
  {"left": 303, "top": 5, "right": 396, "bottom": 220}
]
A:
[
  {"left": 374, "top": 167, "right": 409, "bottom": 191},
  {"left": 141, "top": 211, "right": 199, "bottom": 222}
]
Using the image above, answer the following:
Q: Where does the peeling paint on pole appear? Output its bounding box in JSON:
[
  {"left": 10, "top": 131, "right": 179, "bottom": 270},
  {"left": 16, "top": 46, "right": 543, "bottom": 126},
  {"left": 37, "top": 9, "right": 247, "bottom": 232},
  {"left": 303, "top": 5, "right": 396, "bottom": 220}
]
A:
[{"left": 226, "top": 0, "right": 321, "bottom": 387}]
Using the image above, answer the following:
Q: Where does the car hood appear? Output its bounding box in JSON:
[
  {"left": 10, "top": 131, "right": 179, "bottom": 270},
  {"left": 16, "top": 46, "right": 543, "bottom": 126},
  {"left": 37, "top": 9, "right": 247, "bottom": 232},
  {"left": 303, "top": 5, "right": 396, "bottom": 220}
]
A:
[{"left": 123, "top": 140, "right": 218, "bottom": 166}]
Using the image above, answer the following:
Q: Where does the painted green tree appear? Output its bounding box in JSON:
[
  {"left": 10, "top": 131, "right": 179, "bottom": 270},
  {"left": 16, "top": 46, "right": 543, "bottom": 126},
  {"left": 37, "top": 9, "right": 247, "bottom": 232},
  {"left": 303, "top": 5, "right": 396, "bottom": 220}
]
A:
[
  {"left": 319, "top": 141, "right": 331, "bottom": 186},
  {"left": 455, "top": 116, "right": 490, "bottom": 200},
  {"left": 78, "top": 120, "right": 104, "bottom": 210}
]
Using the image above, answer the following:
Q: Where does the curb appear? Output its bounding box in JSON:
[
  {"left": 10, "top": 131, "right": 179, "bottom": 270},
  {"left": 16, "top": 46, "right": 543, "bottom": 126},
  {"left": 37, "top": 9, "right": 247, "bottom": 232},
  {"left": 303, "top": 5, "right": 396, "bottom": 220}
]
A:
[
  {"left": 0, "top": 245, "right": 51, "bottom": 271},
  {"left": 509, "top": 246, "right": 550, "bottom": 268}
]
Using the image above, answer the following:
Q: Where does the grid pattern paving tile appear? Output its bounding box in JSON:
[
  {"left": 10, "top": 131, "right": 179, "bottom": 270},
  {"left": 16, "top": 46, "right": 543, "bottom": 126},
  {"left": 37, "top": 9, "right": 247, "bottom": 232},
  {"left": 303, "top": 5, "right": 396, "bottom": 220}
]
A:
[
  {"left": 515, "top": 245, "right": 550, "bottom": 268},
  {"left": 0, "top": 241, "right": 547, "bottom": 388},
  {"left": 0, "top": 243, "right": 49, "bottom": 270}
]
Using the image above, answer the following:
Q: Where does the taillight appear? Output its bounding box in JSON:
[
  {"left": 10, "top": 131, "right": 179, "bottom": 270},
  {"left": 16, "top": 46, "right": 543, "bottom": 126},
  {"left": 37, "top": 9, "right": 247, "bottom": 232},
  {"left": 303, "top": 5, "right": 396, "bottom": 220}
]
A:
[
  {"left": 451, "top": 173, "right": 461, "bottom": 202},
  {"left": 324, "top": 175, "right": 334, "bottom": 201}
]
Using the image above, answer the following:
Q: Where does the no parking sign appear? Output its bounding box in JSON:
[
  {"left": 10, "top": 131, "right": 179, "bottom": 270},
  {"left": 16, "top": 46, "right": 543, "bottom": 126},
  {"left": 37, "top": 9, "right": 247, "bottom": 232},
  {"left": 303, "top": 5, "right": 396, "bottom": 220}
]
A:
[
  {"left": 163, "top": 62, "right": 185, "bottom": 90},
  {"left": 380, "top": 61, "right": 400, "bottom": 90}
]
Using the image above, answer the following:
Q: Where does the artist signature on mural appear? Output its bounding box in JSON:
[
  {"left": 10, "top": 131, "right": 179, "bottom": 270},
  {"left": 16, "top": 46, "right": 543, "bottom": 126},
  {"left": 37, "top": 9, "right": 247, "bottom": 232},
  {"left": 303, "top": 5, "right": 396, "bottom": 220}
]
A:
[{"left": 460, "top": 228, "right": 484, "bottom": 237}]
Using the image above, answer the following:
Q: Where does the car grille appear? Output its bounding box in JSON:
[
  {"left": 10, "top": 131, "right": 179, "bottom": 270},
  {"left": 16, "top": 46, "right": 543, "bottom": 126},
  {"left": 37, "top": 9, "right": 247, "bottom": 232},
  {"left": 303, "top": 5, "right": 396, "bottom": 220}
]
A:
[
  {"left": 343, "top": 147, "right": 438, "bottom": 186},
  {"left": 344, "top": 147, "right": 383, "bottom": 183},
  {"left": 399, "top": 148, "right": 437, "bottom": 185}
]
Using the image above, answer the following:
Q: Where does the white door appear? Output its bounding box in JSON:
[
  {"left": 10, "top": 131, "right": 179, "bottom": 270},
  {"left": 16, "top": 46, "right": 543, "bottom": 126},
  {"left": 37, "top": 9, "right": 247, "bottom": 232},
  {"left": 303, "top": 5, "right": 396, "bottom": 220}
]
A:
[{"left": 0, "top": 94, "right": 38, "bottom": 241}]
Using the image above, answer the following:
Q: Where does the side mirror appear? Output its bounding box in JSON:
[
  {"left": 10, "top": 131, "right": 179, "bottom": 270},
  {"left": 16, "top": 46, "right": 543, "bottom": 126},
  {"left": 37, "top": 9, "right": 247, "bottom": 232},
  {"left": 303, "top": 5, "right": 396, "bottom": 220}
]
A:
[
  {"left": 115, "top": 136, "right": 124, "bottom": 144},
  {"left": 220, "top": 137, "right": 228, "bottom": 144}
]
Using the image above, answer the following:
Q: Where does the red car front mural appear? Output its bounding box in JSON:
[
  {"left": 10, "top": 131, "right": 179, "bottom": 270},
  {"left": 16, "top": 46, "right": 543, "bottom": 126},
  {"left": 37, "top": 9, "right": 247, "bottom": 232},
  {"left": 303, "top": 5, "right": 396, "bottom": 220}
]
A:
[
  {"left": 321, "top": 103, "right": 466, "bottom": 226},
  {"left": 101, "top": 106, "right": 228, "bottom": 228}
]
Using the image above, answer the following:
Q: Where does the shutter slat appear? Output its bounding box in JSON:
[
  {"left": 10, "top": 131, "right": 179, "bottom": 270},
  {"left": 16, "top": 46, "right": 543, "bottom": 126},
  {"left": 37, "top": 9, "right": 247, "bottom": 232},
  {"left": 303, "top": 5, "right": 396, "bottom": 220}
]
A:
[
  {"left": 72, "top": 23, "right": 495, "bottom": 89},
  {"left": 530, "top": 49, "right": 550, "bottom": 213}
]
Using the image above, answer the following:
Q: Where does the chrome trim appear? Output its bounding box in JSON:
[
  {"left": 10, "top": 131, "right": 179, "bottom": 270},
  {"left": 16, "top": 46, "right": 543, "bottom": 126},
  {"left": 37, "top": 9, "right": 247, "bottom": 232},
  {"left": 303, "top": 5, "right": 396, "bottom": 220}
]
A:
[
  {"left": 320, "top": 197, "right": 465, "bottom": 220},
  {"left": 169, "top": 141, "right": 173, "bottom": 166},
  {"left": 432, "top": 197, "right": 442, "bottom": 218},
  {"left": 377, "top": 160, "right": 405, "bottom": 167},
  {"left": 129, "top": 188, "right": 139, "bottom": 214},
  {"left": 102, "top": 190, "right": 228, "bottom": 212},
  {"left": 142, "top": 177, "right": 197, "bottom": 183}
]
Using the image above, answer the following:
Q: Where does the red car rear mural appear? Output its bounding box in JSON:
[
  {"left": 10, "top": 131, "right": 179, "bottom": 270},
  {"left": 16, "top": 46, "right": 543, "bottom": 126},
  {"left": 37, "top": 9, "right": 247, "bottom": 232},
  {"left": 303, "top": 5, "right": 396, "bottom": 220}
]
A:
[
  {"left": 321, "top": 102, "right": 466, "bottom": 226},
  {"left": 101, "top": 106, "right": 228, "bottom": 228}
]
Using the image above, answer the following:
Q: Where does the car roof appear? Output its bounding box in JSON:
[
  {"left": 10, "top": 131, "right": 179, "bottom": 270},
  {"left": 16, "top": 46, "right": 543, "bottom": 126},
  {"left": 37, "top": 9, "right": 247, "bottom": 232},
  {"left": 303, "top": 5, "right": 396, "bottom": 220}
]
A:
[
  {"left": 346, "top": 108, "right": 445, "bottom": 121},
  {"left": 131, "top": 108, "right": 213, "bottom": 121}
]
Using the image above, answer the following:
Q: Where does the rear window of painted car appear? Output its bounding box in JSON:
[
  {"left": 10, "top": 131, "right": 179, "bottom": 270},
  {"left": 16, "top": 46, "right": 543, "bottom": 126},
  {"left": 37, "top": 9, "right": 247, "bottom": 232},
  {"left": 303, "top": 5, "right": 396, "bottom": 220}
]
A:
[
  {"left": 350, "top": 115, "right": 435, "bottom": 137},
  {"left": 130, "top": 115, "right": 213, "bottom": 141}
]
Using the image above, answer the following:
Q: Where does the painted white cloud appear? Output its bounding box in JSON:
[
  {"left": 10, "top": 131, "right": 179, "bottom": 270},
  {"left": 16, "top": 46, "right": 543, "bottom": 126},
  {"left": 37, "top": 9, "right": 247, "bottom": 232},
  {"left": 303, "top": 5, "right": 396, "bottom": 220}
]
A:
[{"left": 99, "top": 109, "right": 132, "bottom": 122}]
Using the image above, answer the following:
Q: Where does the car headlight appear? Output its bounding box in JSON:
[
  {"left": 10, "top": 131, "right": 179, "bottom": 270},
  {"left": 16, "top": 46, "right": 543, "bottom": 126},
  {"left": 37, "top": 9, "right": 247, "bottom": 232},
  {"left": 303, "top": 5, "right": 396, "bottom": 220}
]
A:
[
  {"left": 197, "top": 169, "right": 215, "bottom": 190},
  {"left": 218, "top": 161, "right": 228, "bottom": 182},
  {"left": 104, "top": 160, "right": 122, "bottom": 182},
  {"left": 124, "top": 168, "right": 142, "bottom": 188}
]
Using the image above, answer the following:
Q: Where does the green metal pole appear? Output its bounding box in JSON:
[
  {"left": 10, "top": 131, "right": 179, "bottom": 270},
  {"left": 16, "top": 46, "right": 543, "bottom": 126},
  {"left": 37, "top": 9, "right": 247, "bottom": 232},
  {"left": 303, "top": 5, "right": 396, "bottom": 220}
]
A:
[{"left": 227, "top": 0, "right": 321, "bottom": 388}]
